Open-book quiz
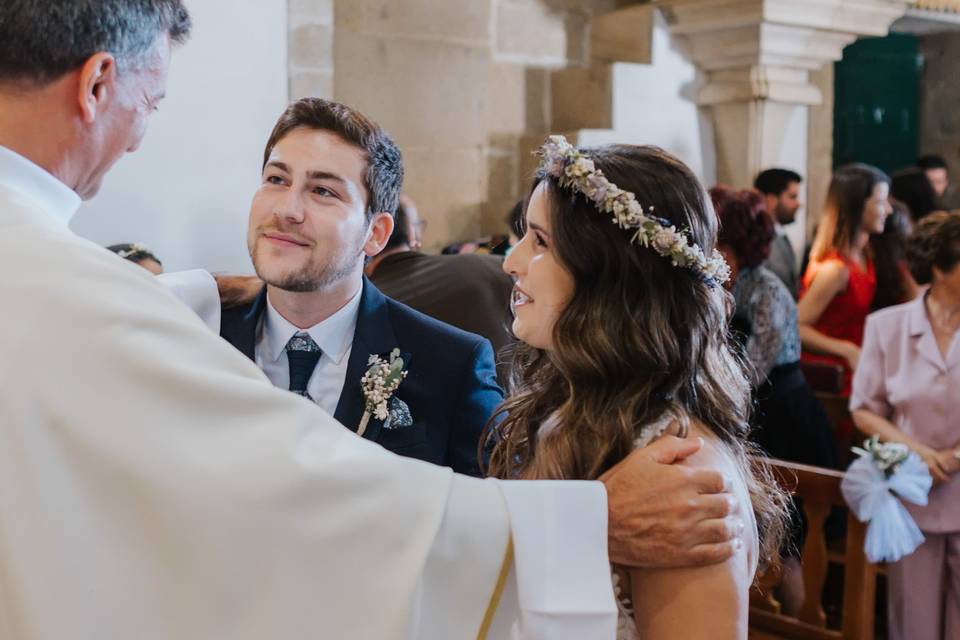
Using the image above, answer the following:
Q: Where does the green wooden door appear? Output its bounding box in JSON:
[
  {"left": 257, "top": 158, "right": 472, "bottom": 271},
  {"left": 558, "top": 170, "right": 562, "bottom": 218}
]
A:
[{"left": 833, "top": 33, "right": 922, "bottom": 173}]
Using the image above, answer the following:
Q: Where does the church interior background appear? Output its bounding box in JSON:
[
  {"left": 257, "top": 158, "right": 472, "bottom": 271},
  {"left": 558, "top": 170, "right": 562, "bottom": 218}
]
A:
[
  {"left": 70, "top": 0, "right": 960, "bottom": 275},
  {"left": 45, "top": 1, "right": 960, "bottom": 637}
]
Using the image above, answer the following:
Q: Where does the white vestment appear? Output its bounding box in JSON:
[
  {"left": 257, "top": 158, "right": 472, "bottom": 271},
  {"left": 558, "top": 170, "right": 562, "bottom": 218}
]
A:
[{"left": 0, "top": 146, "right": 617, "bottom": 639}]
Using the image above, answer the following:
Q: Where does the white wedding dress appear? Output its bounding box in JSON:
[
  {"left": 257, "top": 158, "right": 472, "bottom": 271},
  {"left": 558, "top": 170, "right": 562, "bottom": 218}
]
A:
[
  {"left": 612, "top": 414, "right": 759, "bottom": 640},
  {"left": 612, "top": 415, "right": 673, "bottom": 640}
]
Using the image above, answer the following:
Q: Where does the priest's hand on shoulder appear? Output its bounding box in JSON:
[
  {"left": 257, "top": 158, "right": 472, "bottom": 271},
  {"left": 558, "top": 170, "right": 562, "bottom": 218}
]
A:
[
  {"left": 214, "top": 274, "right": 264, "bottom": 309},
  {"left": 600, "top": 436, "right": 741, "bottom": 568}
]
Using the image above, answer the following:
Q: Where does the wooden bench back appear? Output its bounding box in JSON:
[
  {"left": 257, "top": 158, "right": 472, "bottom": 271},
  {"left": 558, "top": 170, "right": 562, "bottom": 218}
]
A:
[{"left": 749, "top": 459, "right": 876, "bottom": 640}]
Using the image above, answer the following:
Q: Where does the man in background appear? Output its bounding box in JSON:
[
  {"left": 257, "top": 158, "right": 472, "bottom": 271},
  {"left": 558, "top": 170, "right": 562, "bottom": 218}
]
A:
[
  {"left": 754, "top": 168, "right": 803, "bottom": 297},
  {"left": 917, "top": 154, "right": 960, "bottom": 210},
  {"left": 366, "top": 194, "right": 515, "bottom": 369}
]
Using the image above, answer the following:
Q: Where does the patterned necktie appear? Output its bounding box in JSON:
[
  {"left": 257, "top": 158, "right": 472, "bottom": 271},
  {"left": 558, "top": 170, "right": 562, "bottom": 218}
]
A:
[{"left": 285, "top": 332, "right": 322, "bottom": 401}]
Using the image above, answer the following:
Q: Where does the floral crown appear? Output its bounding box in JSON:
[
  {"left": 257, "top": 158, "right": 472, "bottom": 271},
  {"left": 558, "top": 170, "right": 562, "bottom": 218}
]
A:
[
  {"left": 116, "top": 243, "right": 151, "bottom": 260},
  {"left": 536, "top": 135, "right": 730, "bottom": 286}
]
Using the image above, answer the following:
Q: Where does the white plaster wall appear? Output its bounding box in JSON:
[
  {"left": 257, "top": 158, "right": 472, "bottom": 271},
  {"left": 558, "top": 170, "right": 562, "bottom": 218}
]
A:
[
  {"left": 577, "top": 10, "right": 716, "bottom": 186},
  {"left": 71, "top": 0, "right": 289, "bottom": 273}
]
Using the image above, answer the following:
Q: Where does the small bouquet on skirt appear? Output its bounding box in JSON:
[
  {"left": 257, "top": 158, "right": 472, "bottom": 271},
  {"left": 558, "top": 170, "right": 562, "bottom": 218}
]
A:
[{"left": 840, "top": 436, "right": 933, "bottom": 563}]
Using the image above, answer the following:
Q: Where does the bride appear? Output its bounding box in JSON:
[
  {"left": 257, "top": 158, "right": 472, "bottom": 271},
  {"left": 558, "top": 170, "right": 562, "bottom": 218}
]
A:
[{"left": 485, "top": 137, "right": 787, "bottom": 639}]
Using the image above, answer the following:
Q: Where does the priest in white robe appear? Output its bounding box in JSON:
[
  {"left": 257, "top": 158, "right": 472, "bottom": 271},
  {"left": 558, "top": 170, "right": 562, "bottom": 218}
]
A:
[{"left": 0, "top": 3, "right": 741, "bottom": 638}]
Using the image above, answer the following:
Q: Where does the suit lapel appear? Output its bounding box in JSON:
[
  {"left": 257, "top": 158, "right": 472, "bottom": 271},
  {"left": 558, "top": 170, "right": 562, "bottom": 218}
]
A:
[
  {"left": 779, "top": 234, "right": 796, "bottom": 264},
  {"left": 219, "top": 286, "right": 268, "bottom": 361},
  {"left": 334, "top": 278, "right": 401, "bottom": 442}
]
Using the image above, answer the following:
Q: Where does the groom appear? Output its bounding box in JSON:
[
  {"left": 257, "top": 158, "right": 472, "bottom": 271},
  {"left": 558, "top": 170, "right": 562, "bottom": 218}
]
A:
[
  {"left": 0, "top": 2, "right": 745, "bottom": 638},
  {"left": 213, "top": 99, "right": 500, "bottom": 476}
]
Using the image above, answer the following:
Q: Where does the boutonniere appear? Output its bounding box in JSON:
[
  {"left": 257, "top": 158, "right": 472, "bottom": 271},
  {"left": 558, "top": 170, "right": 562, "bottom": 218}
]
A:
[
  {"left": 357, "top": 348, "right": 408, "bottom": 437},
  {"left": 852, "top": 435, "right": 911, "bottom": 478}
]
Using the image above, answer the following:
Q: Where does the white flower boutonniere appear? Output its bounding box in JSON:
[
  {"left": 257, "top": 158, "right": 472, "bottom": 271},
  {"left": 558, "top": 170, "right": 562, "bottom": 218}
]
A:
[
  {"left": 357, "top": 348, "right": 408, "bottom": 437},
  {"left": 852, "top": 435, "right": 911, "bottom": 478}
]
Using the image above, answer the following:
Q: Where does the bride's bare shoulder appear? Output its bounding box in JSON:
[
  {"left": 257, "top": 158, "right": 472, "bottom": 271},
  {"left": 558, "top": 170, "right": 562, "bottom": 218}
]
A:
[{"left": 630, "top": 423, "right": 757, "bottom": 638}]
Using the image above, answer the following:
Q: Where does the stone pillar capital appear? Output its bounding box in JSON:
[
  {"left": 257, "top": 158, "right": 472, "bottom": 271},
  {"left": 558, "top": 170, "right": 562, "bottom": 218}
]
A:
[
  {"left": 655, "top": 0, "right": 912, "bottom": 244},
  {"left": 658, "top": 0, "right": 913, "bottom": 105}
]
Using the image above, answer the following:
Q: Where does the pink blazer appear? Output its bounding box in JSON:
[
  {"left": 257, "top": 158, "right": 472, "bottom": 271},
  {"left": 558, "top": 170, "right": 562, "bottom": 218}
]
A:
[{"left": 850, "top": 296, "right": 960, "bottom": 533}]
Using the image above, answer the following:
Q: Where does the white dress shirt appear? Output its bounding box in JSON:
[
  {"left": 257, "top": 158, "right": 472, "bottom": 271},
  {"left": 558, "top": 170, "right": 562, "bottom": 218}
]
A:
[
  {"left": 0, "top": 145, "right": 80, "bottom": 227},
  {"left": 258, "top": 288, "right": 361, "bottom": 416},
  {"left": 156, "top": 273, "right": 362, "bottom": 416}
]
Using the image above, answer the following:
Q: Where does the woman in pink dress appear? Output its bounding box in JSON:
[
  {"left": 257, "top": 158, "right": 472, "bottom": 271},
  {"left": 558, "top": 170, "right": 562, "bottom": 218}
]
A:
[
  {"left": 851, "top": 211, "right": 960, "bottom": 640},
  {"left": 799, "top": 164, "right": 892, "bottom": 396}
]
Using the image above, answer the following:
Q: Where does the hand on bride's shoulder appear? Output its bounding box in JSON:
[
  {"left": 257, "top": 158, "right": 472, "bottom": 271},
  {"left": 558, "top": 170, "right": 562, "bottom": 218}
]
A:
[
  {"left": 630, "top": 424, "right": 757, "bottom": 639},
  {"left": 671, "top": 422, "right": 757, "bottom": 563},
  {"left": 603, "top": 435, "right": 743, "bottom": 569}
]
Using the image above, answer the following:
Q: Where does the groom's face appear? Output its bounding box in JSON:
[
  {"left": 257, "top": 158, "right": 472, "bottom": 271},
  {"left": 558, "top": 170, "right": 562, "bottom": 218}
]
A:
[{"left": 247, "top": 128, "right": 372, "bottom": 292}]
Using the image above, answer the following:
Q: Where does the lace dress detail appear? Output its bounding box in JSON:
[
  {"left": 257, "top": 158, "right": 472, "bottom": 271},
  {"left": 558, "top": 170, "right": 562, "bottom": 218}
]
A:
[
  {"left": 613, "top": 571, "right": 640, "bottom": 640},
  {"left": 731, "top": 266, "right": 801, "bottom": 387},
  {"left": 613, "top": 413, "right": 677, "bottom": 640}
]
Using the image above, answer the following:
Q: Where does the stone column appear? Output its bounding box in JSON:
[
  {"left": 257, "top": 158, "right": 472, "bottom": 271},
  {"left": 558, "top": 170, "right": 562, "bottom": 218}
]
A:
[
  {"left": 289, "top": 0, "right": 334, "bottom": 100},
  {"left": 660, "top": 0, "right": 912, "bottom": 252}
]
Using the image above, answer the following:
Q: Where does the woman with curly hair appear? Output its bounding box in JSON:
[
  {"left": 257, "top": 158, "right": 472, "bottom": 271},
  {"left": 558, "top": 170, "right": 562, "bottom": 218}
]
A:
[{"left": 486, "top": 139, "right": 787, "bottom": 639}]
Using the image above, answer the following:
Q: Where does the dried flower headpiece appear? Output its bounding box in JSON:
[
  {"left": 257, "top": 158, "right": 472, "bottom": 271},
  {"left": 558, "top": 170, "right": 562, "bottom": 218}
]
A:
[
  {"left": 116, "top": 243, "right": 151, "bottom": 260},
  {"left": 536, "top": 135, "right": 730, "bottom": 286}
]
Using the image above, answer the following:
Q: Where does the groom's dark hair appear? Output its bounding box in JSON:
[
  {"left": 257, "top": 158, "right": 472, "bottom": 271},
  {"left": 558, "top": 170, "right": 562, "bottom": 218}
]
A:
[
  {"left": 263, "top": 98, "right": 404, "bottom": 222},
  {"left": 0, "top": 0, "right": 191, "bottom": 87}
]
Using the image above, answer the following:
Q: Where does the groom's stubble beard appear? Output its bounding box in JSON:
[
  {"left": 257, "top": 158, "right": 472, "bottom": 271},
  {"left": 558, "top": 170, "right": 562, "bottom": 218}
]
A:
[{"left": 249, "top": 225, "right": 367, "bottom": 293}]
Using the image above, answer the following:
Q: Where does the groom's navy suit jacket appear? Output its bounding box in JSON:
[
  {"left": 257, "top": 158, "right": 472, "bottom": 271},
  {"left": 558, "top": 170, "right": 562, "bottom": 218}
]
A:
[{"left": 219, "top": 278, "right": 501, "bottom": 476}]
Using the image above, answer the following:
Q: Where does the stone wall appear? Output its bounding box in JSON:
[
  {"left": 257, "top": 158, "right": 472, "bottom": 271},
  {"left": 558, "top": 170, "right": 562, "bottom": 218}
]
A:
[
  {"left": 289, "top": 0, "right": 335, "bottom": 100},
  {"left": 288, "top": 0, "right": 614, "bottom": 249},
  {"left": 286, "top": 1, "right": 919, "bottom": 250},
  {"left": 919, "top": 31, "right": 960, "bottom": 185}
]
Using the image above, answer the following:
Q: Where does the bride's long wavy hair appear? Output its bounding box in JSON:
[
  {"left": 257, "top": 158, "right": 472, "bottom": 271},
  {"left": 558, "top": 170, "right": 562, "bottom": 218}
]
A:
[{"left": 484, "top": 144, "right": 786, "bottom": 565}]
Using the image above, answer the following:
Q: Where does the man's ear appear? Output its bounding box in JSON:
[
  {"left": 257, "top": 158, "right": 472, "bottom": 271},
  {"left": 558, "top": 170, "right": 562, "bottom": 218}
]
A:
[
  {"left": 766, "top": 193, "right": 778, "bottom": 213},
  {"left": 76, "top": 53, "right": 117, "bottom": 124},
  {"left": 363, "top": 212, "right": 395, "bottom": 257}
]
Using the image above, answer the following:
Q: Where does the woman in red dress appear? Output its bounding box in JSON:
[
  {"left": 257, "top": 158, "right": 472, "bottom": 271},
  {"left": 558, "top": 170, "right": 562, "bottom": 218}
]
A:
[{"left": 798, "top": 163, "right": 892, "bottom": 396}]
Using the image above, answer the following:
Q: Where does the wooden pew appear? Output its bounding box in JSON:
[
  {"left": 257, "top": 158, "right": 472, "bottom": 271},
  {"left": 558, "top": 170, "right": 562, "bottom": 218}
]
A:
[
  {"left": 800, "top": 361, "right": 845, "bottom": 395},
  {"left": 749, "top": 459, "right": 876, "bottom": 640}
]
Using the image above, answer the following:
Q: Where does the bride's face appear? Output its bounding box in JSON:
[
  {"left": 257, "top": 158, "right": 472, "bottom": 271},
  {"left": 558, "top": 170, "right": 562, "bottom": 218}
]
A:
[{"left": 502, "top": 183, "right": 575, "bottom": 350}]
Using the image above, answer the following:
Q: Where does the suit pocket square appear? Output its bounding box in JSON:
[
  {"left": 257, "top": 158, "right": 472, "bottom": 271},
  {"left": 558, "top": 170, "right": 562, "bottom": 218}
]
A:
[{"left": 383, "top": 397, "right": 413, "bottom": 430}]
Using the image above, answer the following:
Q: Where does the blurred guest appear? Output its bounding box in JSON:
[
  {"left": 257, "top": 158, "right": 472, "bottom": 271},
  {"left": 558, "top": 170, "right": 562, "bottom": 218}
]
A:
[
  {"left": 851, "top": 211, "right": 960, "bottom": 640},
  {"left": 396, "top": 193, "right": 424, "bottom": 250},
  {"left": 892, "top": 166, "right": 939, "bottom": 223},
  {"left": 917, "top": 154, "right": 950, "bottom": 201},
  {"left": 713, "top": 185, "right": 837, "bottom": 615},
  {"left": 754, "top": 168, "right": 803, "bottom": 297},
  {"left": 505, "top": 200, "right": 524, "bottom": 250},
  {"left": 107, "top": 242, "right": 163, "bottom": 275},
  {"left": 870, "top": 200, "right": 920, "bottom": 311},
  {"left": 713, "top": 187, "right": 837, "bottom": 464},
  {"left": 366, "top": 195, "right": 515, "bottom": 365},
  {"left": 799, "top": 163, "right": 892, "bottom": 396}
]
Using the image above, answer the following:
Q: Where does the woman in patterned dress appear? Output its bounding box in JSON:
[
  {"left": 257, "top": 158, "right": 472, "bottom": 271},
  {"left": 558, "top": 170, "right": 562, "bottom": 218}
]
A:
[
  {"left": 485, "top": 142, "right": 787, "bottom": 639},
  {"left": 713, "top": 186, "right": 838, "bottom": 616}
]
